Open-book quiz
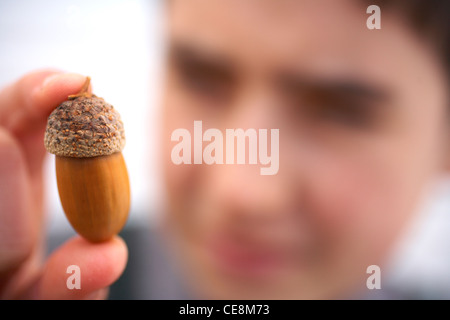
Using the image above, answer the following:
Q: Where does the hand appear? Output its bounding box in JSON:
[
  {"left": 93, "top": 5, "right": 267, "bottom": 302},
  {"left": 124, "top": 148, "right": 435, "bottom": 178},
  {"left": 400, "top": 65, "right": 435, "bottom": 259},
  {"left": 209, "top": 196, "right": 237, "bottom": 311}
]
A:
[{"left": 0, "top": 70, "right": 128, "bottom": 299}]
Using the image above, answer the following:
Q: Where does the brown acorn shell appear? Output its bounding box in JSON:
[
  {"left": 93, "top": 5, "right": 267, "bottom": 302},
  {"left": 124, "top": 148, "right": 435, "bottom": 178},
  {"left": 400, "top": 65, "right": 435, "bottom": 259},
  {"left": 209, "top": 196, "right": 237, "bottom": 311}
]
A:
[
  {"left": 44, "top": 96, "right": 125, "bottom": 158},
  {"left": 55, "top": 152, "right": 130, "bottom": 242}
]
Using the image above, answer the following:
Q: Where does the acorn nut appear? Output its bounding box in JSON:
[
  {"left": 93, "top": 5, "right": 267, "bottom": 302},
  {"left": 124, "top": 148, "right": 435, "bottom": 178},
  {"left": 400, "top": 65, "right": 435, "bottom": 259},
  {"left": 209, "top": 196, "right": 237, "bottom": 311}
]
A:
[{"left": 44, "top": 77, "right": 130, "bottom": 242}]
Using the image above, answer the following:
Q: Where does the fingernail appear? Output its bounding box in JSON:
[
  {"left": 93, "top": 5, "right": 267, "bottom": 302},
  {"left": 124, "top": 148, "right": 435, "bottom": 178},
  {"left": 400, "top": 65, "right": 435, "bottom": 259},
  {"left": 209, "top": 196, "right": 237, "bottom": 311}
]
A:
[
  {"left": 40, "top": 72, "right": 87, "bottom": 91},
  {"left": 41, "top": 73, "right": 63, "bottom": 90}
]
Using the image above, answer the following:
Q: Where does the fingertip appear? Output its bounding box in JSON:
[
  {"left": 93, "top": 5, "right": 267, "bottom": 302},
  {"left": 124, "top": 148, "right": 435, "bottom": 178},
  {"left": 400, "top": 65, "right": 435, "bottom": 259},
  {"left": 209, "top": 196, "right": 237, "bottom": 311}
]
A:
[
  {"left": 39, "top": 235, "right": 128, "bottom": 300},
  {"left": 32, "top": 72, "right": 91, "bottom": 116},
  {"left": 74, "top": 236, "right": 128, "bottom": 284},
  {"left": 0, "top": 70, "right": 92, "bottom": 134}
]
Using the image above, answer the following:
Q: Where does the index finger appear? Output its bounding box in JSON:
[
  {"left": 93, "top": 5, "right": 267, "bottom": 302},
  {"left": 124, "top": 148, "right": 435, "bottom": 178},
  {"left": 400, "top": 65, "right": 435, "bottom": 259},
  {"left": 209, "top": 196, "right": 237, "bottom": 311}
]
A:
[
  {"left": 0, "top": 71, "right": 91, "bottom": 175},
  {"left": 0, "top": 70, "right": 90, "bottom": 135}
]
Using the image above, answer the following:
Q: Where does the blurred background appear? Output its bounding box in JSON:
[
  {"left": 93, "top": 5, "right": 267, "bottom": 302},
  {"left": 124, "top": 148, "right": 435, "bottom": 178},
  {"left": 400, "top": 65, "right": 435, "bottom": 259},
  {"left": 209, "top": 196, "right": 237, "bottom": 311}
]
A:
[{"left": 1, "top": 0, "right": 450, "bottom": 299}]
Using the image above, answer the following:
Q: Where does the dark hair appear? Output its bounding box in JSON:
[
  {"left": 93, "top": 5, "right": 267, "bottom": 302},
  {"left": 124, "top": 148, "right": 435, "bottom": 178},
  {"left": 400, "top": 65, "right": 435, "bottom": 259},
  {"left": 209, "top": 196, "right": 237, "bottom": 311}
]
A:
[{"left": 366, "top": 0, "right": 450, "bottom": 79}]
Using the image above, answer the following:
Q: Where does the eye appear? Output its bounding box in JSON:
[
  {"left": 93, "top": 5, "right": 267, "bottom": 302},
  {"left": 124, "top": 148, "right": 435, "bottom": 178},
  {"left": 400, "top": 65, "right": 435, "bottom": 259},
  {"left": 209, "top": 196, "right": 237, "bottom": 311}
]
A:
[
  {"left": 170, "top": 49, "right": 236, "bottom": 103},
  {"left": 277, "top": 75, "right": 388, "bottom": 130},
  {"left": 178, "top": 63, "right": 232, "bottom": 100},
  {"left": 307, "top": 99, "right": 374, "bottom": 129},
  {"left": 285, "top": 88, "right": 378, "bottom": 130}
]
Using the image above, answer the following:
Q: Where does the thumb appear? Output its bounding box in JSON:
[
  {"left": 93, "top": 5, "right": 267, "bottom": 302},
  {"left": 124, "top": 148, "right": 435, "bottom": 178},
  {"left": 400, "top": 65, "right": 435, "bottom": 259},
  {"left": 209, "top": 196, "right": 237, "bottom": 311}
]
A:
[{"left": 35, "top": 236, "right": 128, "bottom": 300}]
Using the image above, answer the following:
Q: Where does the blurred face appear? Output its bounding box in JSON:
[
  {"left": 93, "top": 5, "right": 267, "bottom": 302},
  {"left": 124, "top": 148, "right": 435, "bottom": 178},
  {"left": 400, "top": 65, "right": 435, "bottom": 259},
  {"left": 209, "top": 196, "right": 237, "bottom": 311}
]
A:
[{"left": 161, "top": 0, "right": 449, "bottom": 299}]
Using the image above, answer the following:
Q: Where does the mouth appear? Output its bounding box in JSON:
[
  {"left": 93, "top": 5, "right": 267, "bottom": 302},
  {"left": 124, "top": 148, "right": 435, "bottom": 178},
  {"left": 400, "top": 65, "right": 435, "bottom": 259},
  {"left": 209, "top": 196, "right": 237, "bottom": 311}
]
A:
[{"left": 204, "top": 235, "right": 293, "bottom": 281}]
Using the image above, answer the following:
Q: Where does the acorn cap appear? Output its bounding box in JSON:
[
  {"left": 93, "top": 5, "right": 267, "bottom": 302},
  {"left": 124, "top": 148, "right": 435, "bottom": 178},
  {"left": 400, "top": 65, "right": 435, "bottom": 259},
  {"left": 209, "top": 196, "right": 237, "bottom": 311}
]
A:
[{"left": 44, "top": 96, "right": 126, "bottom": 158}]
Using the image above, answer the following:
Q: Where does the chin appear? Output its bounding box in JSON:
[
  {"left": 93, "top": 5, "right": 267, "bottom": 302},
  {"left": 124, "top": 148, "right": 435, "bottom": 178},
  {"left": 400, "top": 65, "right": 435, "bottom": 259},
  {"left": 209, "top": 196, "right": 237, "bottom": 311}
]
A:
[{"left": 185, "top": 256, "right": 354, "bottom": 300}]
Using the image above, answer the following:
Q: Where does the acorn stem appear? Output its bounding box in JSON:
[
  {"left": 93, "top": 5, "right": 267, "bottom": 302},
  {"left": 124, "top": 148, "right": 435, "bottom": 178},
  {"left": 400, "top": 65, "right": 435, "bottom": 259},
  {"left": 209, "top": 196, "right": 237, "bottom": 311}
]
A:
[{"left": 68, "top": 76, "right": 92, "bottom": 100}]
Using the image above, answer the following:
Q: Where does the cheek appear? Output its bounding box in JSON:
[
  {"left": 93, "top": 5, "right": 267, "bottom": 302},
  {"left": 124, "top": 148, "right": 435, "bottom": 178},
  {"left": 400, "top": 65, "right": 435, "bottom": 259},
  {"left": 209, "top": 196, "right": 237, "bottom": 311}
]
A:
[
  {"left": 161, "top": 89, "right": 184, "bottom": 194},
  {"left": 160, "top": 83, "right": 202, "bottom": 230},
  {"left": 309, "top": 163, "right": 375, "bottom": 232},
  {"left": 304, "top": 153, "right": 414, "bottom": 254}
]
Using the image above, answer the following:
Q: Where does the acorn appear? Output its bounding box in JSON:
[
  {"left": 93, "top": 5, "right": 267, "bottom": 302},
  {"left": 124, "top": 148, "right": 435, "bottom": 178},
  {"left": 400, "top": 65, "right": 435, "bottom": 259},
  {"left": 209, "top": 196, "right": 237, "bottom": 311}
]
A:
[{"left": 44, "top": 77, "right": 130, "bottom": 242}]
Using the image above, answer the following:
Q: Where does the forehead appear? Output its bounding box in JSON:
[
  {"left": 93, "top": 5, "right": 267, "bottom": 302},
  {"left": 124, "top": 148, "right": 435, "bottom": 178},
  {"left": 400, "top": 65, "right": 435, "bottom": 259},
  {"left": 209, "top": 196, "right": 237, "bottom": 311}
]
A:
[
  {"left": 168, "top": 0, "right": 363, "bottom": 54},
  {"left": 167, "top": 0, "right": 431, "bottom": 86}
]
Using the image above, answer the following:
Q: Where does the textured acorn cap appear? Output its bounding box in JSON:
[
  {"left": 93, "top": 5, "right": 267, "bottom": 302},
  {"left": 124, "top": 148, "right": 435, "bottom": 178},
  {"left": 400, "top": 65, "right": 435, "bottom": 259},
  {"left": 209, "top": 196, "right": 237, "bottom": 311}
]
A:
[{"left": 44, "top": 96, "right": 125, "bottom": 158}]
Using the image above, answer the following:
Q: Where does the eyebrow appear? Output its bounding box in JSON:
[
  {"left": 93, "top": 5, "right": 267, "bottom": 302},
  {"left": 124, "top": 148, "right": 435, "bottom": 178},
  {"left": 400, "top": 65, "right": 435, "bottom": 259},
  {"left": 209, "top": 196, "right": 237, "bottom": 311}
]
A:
[
  {"left": 168, "top": 41, "right": 237, "bottom": 81},
  {"left": 276, "top": 72, "right": 391, "bottom": 103},
  {"left": 168, "top": 41, "right": 391, "bottom": 103}
]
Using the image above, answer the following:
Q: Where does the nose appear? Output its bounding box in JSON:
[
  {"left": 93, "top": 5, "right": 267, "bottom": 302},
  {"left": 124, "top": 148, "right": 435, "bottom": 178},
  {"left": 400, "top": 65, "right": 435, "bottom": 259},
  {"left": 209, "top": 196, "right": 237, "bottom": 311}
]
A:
[
  {"left": 197, "top": 148, "right": 290, "bottom": 238},
  {"left": 195, "top": 88, "right": 294, "bottom": 235}
]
